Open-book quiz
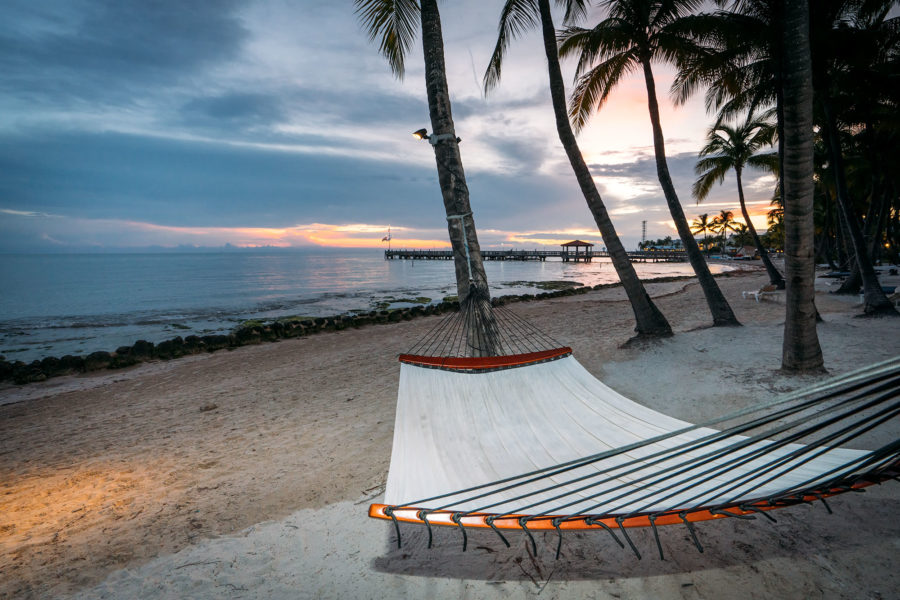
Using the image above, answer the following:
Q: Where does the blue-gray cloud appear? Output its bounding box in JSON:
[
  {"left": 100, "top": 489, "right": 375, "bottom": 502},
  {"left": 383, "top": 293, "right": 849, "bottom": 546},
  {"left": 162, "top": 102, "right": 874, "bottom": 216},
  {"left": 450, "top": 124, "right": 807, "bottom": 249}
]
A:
[
  {"left": 0, "top": 129, "right": 584, "bottom": 238},
  {"left": 0, "top": 0, "right": 736, "bottom": 253},
  {"left": 0, "top": 0, "right": 247, "bottom": 106},
  {"left": 180, "top": 93, "right": 286, "bottom": 128}
]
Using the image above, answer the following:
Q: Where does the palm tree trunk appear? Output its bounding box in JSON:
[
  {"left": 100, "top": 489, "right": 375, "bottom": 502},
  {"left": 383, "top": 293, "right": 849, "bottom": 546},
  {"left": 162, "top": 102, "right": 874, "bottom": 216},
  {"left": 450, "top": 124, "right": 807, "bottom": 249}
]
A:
[
  {"left": 419, "top": 0, "right": 487, "bottom": 305},
  {"left": 736, "top": 168, "right": 784, "bottom": 288},
  {"left": 780, "top": 0, "right": 824, "bottom": 372},
  {"left": 640, "top": 58, "right": 739, "bottom": 327},
  {"left": 420, "top": 0, "right": 500, "bottom": 356},
  {"left": 819, "top": 94, "right": 897, "bottom": 316},
  {"left": 536, "top": 0, "right": 671, "bottom": 338}
]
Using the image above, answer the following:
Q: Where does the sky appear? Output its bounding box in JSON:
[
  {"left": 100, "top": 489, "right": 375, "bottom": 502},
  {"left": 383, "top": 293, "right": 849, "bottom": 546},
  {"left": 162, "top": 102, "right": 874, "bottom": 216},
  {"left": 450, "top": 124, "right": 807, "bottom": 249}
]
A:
[{"left": 0, "top": 0, "right": 778, "bottom": 253}]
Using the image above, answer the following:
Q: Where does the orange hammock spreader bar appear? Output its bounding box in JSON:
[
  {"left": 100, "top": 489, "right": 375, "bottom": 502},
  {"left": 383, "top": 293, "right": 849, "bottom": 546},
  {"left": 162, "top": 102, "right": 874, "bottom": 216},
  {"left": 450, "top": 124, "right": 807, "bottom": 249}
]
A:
[
  {"left": 368, "top": 475, "right": 886, "bottom": 532},
  {"left": 399, "top": 347, "right": 572, "bottom": 371}
]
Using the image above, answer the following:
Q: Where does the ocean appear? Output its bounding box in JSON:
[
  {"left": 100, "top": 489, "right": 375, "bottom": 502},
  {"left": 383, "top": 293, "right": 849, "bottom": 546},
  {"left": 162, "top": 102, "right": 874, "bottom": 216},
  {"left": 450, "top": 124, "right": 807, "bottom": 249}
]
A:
[{"left": 0, "top": 250, "right": 728, "bottom": 362}]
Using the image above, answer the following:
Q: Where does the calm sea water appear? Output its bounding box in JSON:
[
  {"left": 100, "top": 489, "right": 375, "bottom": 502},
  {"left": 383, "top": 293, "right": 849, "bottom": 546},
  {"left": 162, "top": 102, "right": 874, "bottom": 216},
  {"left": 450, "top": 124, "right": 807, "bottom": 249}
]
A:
[{"left": 0, "top": 250, "right": 729, "bottom": 361}]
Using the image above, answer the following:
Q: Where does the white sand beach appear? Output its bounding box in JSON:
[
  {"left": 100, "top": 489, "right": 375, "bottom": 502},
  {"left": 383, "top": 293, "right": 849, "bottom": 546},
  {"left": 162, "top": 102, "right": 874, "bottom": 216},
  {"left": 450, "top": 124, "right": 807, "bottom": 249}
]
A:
[{"left": 2, "top": 269, "right": 899, "bottom": 599}]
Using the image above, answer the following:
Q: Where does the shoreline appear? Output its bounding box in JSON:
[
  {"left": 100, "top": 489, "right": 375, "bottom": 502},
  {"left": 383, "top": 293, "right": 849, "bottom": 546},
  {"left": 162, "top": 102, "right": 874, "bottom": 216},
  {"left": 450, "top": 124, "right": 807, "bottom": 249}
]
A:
[
  {"left": 0, "top": 270, "right": 750, "bottom": 391},
  {"left": 1, "top": 253, "right": 735, "bottom": 367}
]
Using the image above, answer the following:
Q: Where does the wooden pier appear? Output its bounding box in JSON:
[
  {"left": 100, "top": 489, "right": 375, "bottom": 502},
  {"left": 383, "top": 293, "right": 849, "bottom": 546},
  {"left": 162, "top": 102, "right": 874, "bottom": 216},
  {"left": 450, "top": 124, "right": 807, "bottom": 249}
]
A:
[{"left": 384, "top": 249, "right": 687, "bottom": 263}]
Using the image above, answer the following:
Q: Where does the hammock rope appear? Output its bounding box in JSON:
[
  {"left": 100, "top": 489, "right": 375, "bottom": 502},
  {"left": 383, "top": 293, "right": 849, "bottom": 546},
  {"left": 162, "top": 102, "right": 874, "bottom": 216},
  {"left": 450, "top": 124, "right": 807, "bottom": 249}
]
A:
[
  {"left": 406, "top": 286, "right": 565, "bottom": 360},
  {"left": 372, "top": 296, "right": 900, "bottom": 558}
]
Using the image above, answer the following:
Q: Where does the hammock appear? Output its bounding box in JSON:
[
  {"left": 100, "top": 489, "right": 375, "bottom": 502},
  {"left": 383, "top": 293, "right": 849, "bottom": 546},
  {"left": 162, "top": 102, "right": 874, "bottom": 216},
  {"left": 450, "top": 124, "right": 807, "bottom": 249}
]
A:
[{"left": 369, "top": 289, "right": 900, "bottom": 558}]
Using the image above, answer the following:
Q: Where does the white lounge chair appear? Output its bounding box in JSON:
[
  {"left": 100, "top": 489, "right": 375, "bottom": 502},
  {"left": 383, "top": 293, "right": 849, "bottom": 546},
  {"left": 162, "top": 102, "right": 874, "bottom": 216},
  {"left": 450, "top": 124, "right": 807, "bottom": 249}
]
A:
[{"left": 742, "top": 283, "right": 780, "bottom": 302}]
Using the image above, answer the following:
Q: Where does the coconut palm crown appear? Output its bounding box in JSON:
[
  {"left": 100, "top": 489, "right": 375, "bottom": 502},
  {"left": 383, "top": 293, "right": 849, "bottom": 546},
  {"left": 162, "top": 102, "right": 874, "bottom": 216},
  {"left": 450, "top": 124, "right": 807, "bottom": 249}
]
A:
[{"left": 559, "top": 0, "right": 705, "bottom": 131}]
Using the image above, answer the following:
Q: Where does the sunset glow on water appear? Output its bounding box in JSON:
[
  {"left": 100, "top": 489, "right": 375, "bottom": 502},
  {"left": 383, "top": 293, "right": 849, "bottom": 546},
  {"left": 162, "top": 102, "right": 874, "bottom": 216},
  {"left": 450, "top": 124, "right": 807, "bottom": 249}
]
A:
[{"left": 0, "top": 250, "right": 733, "bottom": 362}]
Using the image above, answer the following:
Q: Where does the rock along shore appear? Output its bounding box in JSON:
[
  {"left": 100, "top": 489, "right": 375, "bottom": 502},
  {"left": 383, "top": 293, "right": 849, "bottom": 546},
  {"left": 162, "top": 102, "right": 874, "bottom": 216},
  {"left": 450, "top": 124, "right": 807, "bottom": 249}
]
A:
[{"left": 0, "top": 275, "right": 707, "bottom": 385}]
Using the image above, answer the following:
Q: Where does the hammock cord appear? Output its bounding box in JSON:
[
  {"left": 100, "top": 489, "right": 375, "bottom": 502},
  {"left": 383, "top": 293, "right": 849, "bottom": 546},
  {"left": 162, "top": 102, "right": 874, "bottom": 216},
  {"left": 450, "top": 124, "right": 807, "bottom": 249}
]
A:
[
  {"left": 405, "top": 286, "right": 565, "bottom": 360},
  {"left": 383, "top": 294, "right": 899, "bottom": 555},
  {"left": 397, "top": 362, "right": 900, "bottom": 509}
]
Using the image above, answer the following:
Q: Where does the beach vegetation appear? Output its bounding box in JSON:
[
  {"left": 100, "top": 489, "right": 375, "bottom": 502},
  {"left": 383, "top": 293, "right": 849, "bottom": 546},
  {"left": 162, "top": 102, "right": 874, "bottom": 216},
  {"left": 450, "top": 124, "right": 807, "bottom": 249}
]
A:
[
  {"left": 483, "top": 0, "right": 673, "bottom": 340},
  {"left": 663, "top": 0, "right": 899, "bottom": 368},
  {"left": 558, "top": 0, "right": 740, "bottom": 328}
]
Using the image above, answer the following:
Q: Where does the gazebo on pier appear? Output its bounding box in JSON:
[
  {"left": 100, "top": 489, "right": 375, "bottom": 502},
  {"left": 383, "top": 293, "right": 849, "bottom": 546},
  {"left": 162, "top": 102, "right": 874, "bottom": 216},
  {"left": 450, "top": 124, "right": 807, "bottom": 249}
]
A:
[{"left": 560, "top": 240, "right": 594, "bottom": 262}]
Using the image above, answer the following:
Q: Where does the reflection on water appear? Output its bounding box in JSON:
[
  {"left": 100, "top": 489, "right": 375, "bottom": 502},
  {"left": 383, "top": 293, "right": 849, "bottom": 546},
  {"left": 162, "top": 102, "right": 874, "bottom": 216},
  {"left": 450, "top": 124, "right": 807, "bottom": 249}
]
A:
[{"left": 0, "top": 250, "right": 731, "bottom": 361}]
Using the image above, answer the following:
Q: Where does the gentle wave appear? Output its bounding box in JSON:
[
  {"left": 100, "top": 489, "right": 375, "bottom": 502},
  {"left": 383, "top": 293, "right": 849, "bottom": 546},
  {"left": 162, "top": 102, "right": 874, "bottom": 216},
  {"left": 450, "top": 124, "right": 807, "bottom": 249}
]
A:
[{"left": 0, "top": 251, "right": 731, "bottom": 361}]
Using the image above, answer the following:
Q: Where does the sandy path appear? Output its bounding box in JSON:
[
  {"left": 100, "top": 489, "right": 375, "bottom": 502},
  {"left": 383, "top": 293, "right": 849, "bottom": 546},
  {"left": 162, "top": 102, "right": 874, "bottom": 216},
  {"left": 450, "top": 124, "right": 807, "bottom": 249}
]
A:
[{"left": 1, "top": 269, "right": 898, "bottom": 599}]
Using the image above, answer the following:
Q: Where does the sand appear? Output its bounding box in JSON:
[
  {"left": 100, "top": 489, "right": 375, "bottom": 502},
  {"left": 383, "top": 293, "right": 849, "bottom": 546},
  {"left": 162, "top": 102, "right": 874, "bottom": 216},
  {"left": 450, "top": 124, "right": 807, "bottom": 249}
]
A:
[{"left": 1, "top": 268, "right": 898, "bottom": 599}]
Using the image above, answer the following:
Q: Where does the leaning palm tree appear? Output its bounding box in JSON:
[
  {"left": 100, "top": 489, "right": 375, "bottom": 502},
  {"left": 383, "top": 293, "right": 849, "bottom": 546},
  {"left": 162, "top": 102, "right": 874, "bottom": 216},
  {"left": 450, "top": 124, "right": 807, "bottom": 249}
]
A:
[
  {"left": 559, "top": 0, "right": 740, "bottom": 327},
  {"left": 483, "top": 0, "right": 672, "bottom": 339},
  {"left": 693, "top": 112, "right": 785, "bottom": 287},
  {"left": 355, "top": 0, "right": 488, "bottom": 306},
  {"left": 780, "top": 0, "right": 824, "bottom": 372},
  {"left": 691, "top": 213, "right": 713, "bottom": 256}
]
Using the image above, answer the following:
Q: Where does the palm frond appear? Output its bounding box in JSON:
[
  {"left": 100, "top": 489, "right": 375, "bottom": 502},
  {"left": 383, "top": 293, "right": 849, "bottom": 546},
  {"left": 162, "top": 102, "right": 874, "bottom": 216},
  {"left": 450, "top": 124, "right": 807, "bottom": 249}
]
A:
[
  {"left": 693, "top": 158, "right": 731, "bottom": 203},
  {"left": 556, "top": 0, "right": 589, "bottom": 26},
  {"left": 483, "top": 0, "right": 539, "bottom": 93},
  {"left": 746, "top": 151, "right": 779, "bottom": 174},
  {"left": 355, "top": 0, "right": 420, "bottom": 78},
  {"left": 568, "top": 50, "right": 638, "bottom": 132},
  {"left": 559, "top": 19, "right": 640, "bottom": 79}
]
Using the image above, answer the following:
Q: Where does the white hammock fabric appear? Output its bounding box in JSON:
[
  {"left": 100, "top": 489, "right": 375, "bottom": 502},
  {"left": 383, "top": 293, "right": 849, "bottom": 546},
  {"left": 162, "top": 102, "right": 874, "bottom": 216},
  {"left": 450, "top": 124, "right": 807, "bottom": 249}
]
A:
[{"left": 384, "top": 355, "right": 869, "bottom": 517}]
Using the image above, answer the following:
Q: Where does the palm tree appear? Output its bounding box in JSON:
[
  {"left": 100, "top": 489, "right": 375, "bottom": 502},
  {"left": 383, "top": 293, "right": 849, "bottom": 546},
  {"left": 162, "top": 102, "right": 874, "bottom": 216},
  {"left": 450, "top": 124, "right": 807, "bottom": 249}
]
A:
[
  {"left": 780, "top": 0, "right": 824, "bottom": 372},
  {"left": 355, "top": 0, "right": 488, "bottom": 306},
  {"left": 693, "top": 112, "right": 785, "bottom": 287},
  {"left": 766, "top": 199, "right": 784, "bottom": 251},
  {"left": 691, "top": 213, "right": 713, "bottom": 256},
  {"left": 482, "top": 0, "right": 672, "bottom": 339},
  {"left": 681, "top": 0, "right": 897, "bottom": 317},
  {"left": 486, "top": 4, "right": 675, "bottom": 340},
  {"left": 559, "top": 0, "right": 740, "bottom": 327},
  {"left": 809, "top": 0, "right": 897, "bottom": 316},
  {"left": 712, "top": 209, "right": 739, "bottom": 255},
  {"left": 732, "top": 222, "right": 753, "bottom": 249}
]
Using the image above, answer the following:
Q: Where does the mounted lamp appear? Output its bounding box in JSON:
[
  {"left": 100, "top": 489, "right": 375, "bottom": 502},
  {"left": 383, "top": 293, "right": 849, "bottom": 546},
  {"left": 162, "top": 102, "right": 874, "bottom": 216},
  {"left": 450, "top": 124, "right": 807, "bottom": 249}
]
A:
[{"left": 412, "top": 128, "right": 461, "bottom": 145}]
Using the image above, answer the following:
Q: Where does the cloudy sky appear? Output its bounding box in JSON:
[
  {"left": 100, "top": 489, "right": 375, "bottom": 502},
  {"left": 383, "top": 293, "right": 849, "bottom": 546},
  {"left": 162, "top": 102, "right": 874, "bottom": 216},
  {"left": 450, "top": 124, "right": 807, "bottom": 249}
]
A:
[{"left": 0, "top": 0, "right": 777, "bottom": 252}]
